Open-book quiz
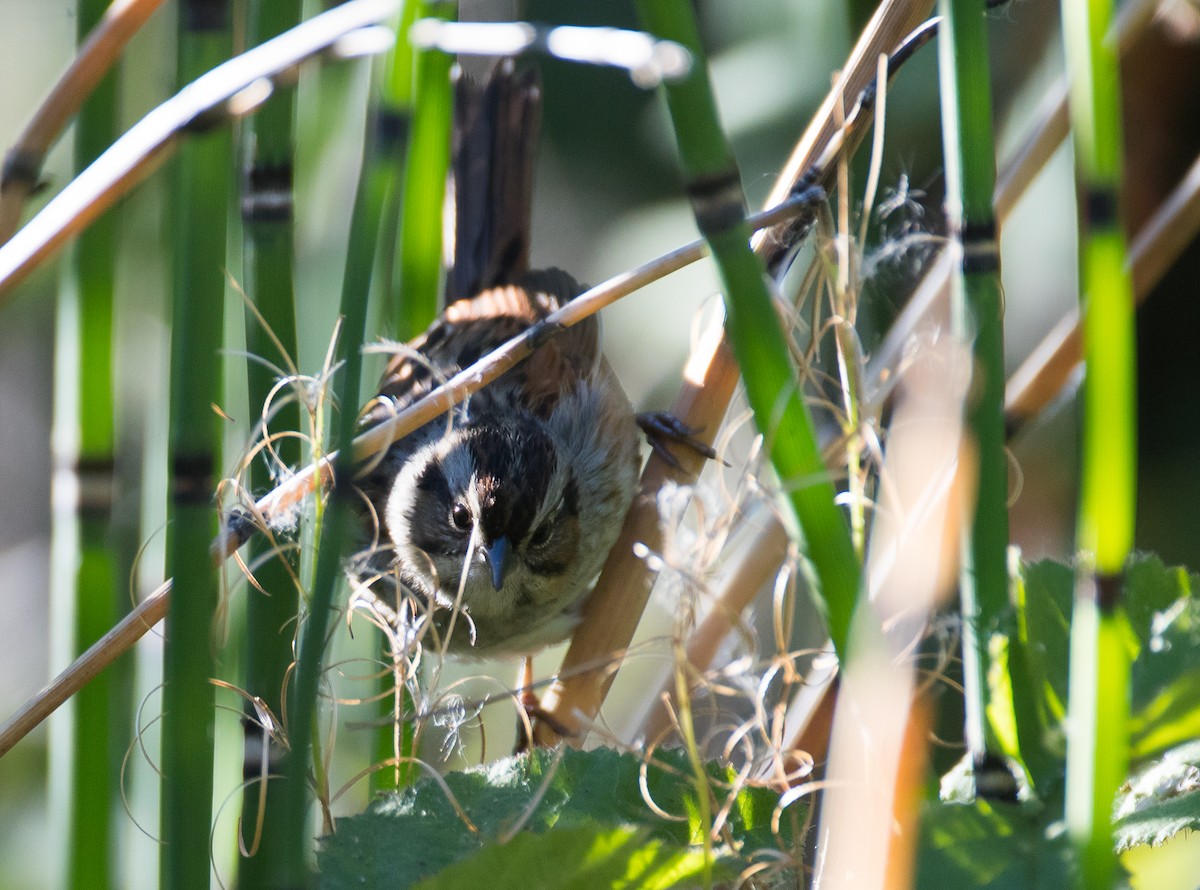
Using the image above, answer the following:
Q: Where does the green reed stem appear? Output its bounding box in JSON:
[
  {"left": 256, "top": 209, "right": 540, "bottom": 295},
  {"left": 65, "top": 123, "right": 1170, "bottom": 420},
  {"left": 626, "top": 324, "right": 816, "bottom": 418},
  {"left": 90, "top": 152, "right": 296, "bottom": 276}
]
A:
[
  {"left": 370, "top": 2, "right": 426, "bottom": 792},
  {"left": 160, "top": 3, "right": 232, "bottom": 888},
  {"left": 237, "top": 0, "right": 303, "bottom": 884},
  {"left": 280, "top": 50, "right": 396, "bottom": 882},
  {"left": 936, "top": 0, "right": 1019, "bottom": 779},
  {"left": 372, "top": 0, "right": 419, "bottom": 338},
  {"left": 634, "top": 0, "right": 860, "bottom": 654},
  {"left": 393, "top": 1, "right": 453, "bottom": 342},
  {"left": 51, "top": 8, "right": 124, "bottom": 886},
  {"left": 1061, "top": 0, "right": 1136, "bottom": 880}
]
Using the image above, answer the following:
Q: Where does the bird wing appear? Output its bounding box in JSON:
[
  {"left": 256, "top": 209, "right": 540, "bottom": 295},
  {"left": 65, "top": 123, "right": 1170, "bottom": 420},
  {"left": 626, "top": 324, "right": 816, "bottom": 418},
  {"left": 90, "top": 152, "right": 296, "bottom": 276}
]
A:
[{"left": 371, "top": 269, "right": 598, "bottom": 423}]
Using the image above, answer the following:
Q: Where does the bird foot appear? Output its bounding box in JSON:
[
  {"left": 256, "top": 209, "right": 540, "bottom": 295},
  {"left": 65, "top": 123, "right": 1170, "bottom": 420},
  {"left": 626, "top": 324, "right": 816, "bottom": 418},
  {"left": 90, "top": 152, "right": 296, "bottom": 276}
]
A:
[{"left": 636, "top": 411, "right": 724, "bottom": 471}]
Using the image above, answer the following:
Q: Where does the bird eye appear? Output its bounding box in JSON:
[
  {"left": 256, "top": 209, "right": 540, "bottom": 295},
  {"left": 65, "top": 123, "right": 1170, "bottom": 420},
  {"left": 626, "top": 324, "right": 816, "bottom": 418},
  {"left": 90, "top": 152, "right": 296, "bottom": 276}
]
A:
[
  {"left": 451, "top": 502, "right": 471, "bottom": 531},
  {"left": 528, "top": 523, "right": 552, "bottom": 549}
]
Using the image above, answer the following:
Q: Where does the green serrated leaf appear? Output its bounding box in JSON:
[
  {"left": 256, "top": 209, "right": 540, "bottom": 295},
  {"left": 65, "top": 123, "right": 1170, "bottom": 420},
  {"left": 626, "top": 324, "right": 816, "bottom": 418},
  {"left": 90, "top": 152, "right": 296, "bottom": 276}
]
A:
[
  {"left": 1016, "top": 555, "right": 1200, "bottom": 765},
  {"left": 1019, "top": 559, "right": 1074, "bottom": 729},
  {"left": 986, "top": 631, "right": 1020, "bottom": 757},
  {"left": 414, "top": 825, "right": 721, "bottom": 890},
  {"left": 1122, "top": 555, "right": 1195, "bottom": 645},
  {"left": 1115, "top": 740, "right": 1200, "bottom": 852},
  {"left": 1128, "top": 577, "right": 1200, "bottom": 760},
  {"left": 1129, "top": 672, "right": 1200, "bottom": 762},
  {"left": 317, "top": 747, "right": 800, "bottom": 888},
  {"left": 929, "top": 552, "right": 1200, "bottom": 881},
  {"left": 917, "top": 798, "right": 1082, "bottom": 888}
]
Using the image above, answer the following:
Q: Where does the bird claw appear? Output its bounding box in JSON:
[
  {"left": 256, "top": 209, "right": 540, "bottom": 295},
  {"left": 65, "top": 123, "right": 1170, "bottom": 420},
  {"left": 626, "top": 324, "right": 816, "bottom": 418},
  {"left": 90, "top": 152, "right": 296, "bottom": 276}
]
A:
[{"left": 636, "top": 411, "right": 724, "bottom": 470}]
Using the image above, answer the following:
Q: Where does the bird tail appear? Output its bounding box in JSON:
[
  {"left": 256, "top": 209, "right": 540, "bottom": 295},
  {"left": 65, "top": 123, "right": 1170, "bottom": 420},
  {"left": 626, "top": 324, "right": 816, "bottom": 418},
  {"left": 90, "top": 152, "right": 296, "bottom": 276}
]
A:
[{"left": 445, "top": 59, "right": 542, "bottom": 304}]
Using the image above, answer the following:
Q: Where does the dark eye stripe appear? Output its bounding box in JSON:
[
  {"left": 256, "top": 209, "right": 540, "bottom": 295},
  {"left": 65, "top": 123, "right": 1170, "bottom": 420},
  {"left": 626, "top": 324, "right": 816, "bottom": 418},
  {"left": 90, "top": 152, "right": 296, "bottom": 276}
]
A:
[
  {"left": 407, "top": 463, "right": 463, "bottom": 557},
  {"left": 416, "top": 461, "right": 451, "bottom": 500}
]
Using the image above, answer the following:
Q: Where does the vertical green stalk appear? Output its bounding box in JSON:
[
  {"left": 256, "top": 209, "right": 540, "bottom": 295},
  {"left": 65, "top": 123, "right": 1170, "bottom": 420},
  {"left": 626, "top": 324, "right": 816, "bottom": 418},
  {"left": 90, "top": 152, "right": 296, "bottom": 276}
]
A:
[
  {"left": 280, "top": 42, "right": 409, "bottom": 880},
  {"left": 633, "top": 1, "right": 860, "bottom": 654},
  {"left": 51, "top": 1, "right": 122, "bottom": 886},
  {"left": 936, "top": 0, "right": 1016, "bottom": 778},
  {"left": 373, "top": 0, "right": 419, "bottom": 336},
  {"left": 161, "top": 3, "right": 231, "bottom": 888},
  {"left": 369, "top": 0, "right": 454, "bottom": 792},
  {"left": 371, "top": 1, "right": 423, "bottom": 793},
  {"left": 393, "top": 0, "right": 453, "bottom": 341},
  {"left": 1061, "top": 0, "right": 1136, "bottom": 881},
  {"left": 237, "top": 0, "right": 302, "bottom": 884}
]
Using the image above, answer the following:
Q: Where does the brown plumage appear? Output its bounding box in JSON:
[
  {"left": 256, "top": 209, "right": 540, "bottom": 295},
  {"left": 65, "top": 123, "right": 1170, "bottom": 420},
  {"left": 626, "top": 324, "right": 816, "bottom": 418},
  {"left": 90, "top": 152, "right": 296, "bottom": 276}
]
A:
[{"left": 361, "top": 269, "right": 640, "bottom": 657}]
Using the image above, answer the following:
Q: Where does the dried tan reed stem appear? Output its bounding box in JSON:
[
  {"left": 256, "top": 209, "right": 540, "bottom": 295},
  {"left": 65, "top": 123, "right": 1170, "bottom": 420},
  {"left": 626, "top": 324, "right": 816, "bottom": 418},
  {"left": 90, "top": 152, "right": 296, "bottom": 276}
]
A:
[
  {"left": 1005, "top": 151, "right": 1200, "bottom": 427},
  {"left": 0, "top": 0, "right": 402, "bottom": 301},
  {"left": 0, "top": 0, "right": 165, "bottom": 244},
  {"left": 867, "top": 0, "right": 1181, "bottom": 433}
]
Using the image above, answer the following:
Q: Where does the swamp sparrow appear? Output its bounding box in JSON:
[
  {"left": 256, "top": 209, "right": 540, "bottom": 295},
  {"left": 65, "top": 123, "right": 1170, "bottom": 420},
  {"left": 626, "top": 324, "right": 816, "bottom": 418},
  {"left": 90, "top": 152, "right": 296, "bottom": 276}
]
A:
[{"left": 360, "top": 268, "right": 642, "bottom": 658}]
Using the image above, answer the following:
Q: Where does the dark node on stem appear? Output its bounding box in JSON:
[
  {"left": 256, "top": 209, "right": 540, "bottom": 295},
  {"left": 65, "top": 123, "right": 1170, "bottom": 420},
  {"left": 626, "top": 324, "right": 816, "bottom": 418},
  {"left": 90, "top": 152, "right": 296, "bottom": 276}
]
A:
[
  {"left": 960, "top": 218, "right": 1000, "bottom": 274},
  {"left": 685, "top": 168, "right": 747, "bottom": 238},
  {"left": 75, "top": 455, "right": 117, "bottom": 519},
  {"left": 171, "top": 451, "right": 215, "bottom": 505},
  {"left": 0, "top": 149, "right": 43, "bottom": 192},
  {"left": 1003, "top": 411, "right": 1026, "bottom": 444},
  {"left": 1085, "top": 186, "right": 1119, "bottom": 230},
  {"left": 514, "top": 699, "right": 578, "bottom": 754},
  {"left": 242, "top": 161, "right": 294, "bottom": 223},
  {"left": 789, "top": 169, "right": 818, "bottom": 196},
  {"left": 182, "top": 0, "right": 230, "bottom": 33},
  {"left": 762, "top": 181, "right": 826, "bottom": 277},
  {"left": 769, "top": 17, "right": 939, "bottom": 274},
  {"left": 374, "top": 107, "right": 411, "bottom": 154},
  {"left": 973, "top": 751, "right": 1022, "bottom": 802},
  {"left": 889, "top": 17, "right": 941, "bottom": 79},
  {"left": 1096, "top": 570, "right": 1124, "bottom": 612},
  {"left": 240, "top": 713, "right": 287, "bottom": 780},
  {"left": 790, "top": 171, "right": 824, "bottom": 199}
]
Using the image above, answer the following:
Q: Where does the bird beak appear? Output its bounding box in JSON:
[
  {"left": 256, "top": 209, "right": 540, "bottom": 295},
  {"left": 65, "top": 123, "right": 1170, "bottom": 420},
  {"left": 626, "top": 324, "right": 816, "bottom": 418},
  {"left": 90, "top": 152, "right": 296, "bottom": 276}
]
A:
[{"left": 483, "top": 536, "right": 511, "bottom": 591}]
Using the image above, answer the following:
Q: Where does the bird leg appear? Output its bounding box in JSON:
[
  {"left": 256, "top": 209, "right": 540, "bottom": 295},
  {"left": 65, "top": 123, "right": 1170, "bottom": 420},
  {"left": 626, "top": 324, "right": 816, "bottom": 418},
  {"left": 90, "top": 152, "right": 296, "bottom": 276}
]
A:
[{"left": 513, "top": 656, "right": 574, "bottom": 753}]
